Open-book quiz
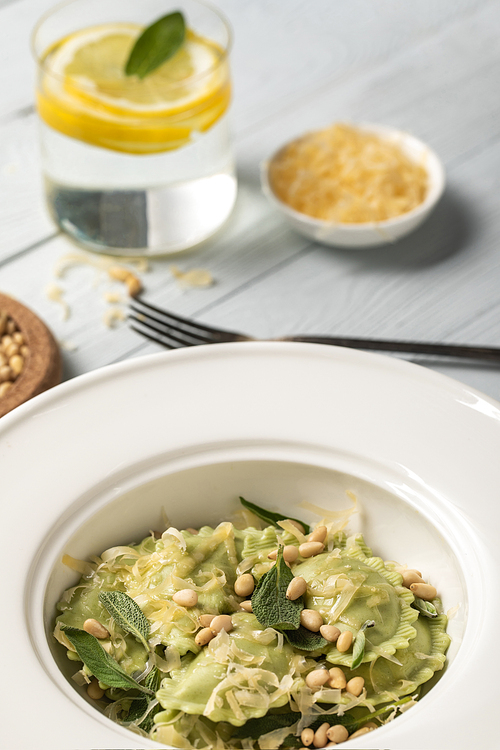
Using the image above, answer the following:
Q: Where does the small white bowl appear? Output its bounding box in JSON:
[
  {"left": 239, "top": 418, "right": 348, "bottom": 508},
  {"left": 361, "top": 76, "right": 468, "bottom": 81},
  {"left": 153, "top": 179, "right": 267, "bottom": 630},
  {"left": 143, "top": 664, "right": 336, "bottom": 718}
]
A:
[{"left": 261, "top": 123, "right": 446, "bottom": 248}]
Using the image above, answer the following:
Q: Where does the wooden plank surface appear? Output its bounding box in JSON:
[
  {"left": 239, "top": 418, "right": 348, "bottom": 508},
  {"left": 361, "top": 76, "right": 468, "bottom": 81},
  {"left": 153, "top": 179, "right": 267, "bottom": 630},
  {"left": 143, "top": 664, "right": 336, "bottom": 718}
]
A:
[{"left": 1, "top": 0, "right": 500, "bottom": 403}]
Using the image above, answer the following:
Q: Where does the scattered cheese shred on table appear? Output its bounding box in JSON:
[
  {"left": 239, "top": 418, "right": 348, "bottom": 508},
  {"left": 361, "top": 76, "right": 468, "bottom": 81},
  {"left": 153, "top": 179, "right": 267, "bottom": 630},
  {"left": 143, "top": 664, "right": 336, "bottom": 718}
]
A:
[
  {"left": 45, "top": 283, "right": 70, "bottom": 320},
  {"left": 170, "top": 265, "right": 215, "bottom": 289},
  {"left": 103, "top": 307, "right": 126, "bottom": 328},
  {"left": 268, "top": 123, "right": 428, "bottom": 223},
  {"left": 103, "top": 291, "right": 124, "bottom": 304}
]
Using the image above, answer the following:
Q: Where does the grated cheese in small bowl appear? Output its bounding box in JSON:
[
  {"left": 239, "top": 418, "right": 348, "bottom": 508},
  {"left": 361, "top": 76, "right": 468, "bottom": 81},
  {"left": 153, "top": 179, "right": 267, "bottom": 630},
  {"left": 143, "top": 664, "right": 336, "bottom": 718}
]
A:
[{"left": 261, "top": 122, "right": 445, "bottom": 248}]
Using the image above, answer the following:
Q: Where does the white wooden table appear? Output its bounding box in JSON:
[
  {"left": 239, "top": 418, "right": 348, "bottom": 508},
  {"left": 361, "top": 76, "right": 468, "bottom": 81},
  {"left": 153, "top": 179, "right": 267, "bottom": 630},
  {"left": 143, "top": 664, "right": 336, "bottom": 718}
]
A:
[{"left": 2, "top": 0, "right": 500, "bottom": 401}]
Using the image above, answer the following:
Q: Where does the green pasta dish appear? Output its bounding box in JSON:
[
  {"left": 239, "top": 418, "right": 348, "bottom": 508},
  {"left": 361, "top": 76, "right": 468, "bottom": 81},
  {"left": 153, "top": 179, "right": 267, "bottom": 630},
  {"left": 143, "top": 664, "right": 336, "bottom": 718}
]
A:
[{"left": 54, "top": 497, "right": 450, "bottom": 747}]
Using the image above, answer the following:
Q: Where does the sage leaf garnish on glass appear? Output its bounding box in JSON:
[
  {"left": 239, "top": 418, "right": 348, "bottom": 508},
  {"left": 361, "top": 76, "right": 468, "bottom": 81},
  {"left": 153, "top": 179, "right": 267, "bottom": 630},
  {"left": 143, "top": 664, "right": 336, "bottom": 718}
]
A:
[
  {"left": 125, "top": 11, "right": 186, "bottom": 79},
  {"left": 412, "top": 596, "right": 438, "bottom": 618},
  {"left": 351, "top": 619, "right": 375, "bottom": 669},
  {"left": 251, "top": 546, "right": 302, "bottom": 630},
  {"left": 239, "top": 497, "right": 310, "bottom": 534},
  {"left": 61, "top": 625, "right": 153, "bottom": 694},
  {"left": 99, "top": 591, "right": 150, "bottom": 650}
]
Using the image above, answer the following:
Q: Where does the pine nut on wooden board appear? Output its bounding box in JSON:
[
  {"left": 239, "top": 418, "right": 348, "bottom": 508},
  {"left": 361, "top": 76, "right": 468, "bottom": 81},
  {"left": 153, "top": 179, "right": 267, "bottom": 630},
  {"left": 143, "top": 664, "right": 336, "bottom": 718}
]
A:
[{"left": 0, "top": 293, "right": 62, "bottom": 418}]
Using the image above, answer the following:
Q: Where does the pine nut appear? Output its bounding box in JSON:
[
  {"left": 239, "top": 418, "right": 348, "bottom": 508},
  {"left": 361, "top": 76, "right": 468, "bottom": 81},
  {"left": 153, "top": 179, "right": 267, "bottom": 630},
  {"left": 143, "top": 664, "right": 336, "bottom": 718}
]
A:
[
  {"left": 328, "top": 667, "right": 346, "bottom": 689},
  {"left": 320, "top": 625, "right": 340, "bottom": 643},
  {"left": 300, "top": 609, "right": 323, "bottom": 632},
  {"left": 336, "top": 630, "right": 353, "bottom": 653},
  {"left": 185, "top": 527, "right": 199, "bottom": 535},
  {"left": 283, "top": 545, "right": 299, "bottom": 563},
  {"left": 363, "top": 722, "right": 377, "bottom": 730},
  {"left": 240, "top": 600, "right": 253, "bottom": 612},
  {"left": 305, "top": 669, "right": 330, "bottom": 689},
  {"left": 313, "top": 722, "right": 329, "bottom": 748},
  {"left": 195, "top": 627, "right": 214, "bottom": 646},
  {"left": 288, "top": 519, "right": 305, "bottom": 534},
  {"left": 87, "top": 678, "right": 105, "bottom": 700},
  {"left": 20, "top": 345, "right": 29, "bottom": 358},
  {"left": 401, "top": 569, "right": 424, "bottom": 588},
  {"left": 299, "top": 541, "right": 325, "bottom": 558},
  {"left": 6, "top": 320, "right": 16, "bottom": 335},
  {"left": 0, "top": 381, "right": 12, "bottom": 396},
  {"left": 326, "top": 725, "right": 348, "bottom": 744},
  {"left": 234, "top": 573, "right": 255, "bottom": 597},
  {"left": 301, "top": 728, "right": 314, "bottom": 747},
  {"left": 349, "top": 727, "right": 372, "bottom": 739},
  {"left": 0, "top": 353, "right": 6, "bottom": 366},
  {"left": 199, "top": 614, "right": 215, "bottom": 628},
  {"left": 0, "top": 313, "right": 6, "bottom": 336},
  {"left": 346, "top": 676, "right": 364, "bottom": 697},
  {"left": 6, "top": 343, "right": 19, "bottom": 358},
  {"left": 286, "top": 576, "right": 307, "bottom": 600},
  {"left": 173, "top": 589, "right": 198, "bottom": 607},
  {"left": 1, "top": 335, "right": 13, "bottom": 348},
  {"left": 309, "top": 525, "right": 327, "bottom": 544},
  {"left": 83, "top": 619, "right": 110, "bottom": 639},
  {"left": 12, "top": 332, "right": 24, "bottom": 345},
  {"left": 210, "top": 614, "right": 233, "bottom": 634},
  {"left": 9, "top": 355, "right": 24, "bottom": 375},
  {"left": 126, "top": 274, "right": 142, "bottom": 298},
  {"left": 410, "top": 582, "right": 437, "bottom": 601},
  {"left": 268, "top": 549, "right": 278, "bottom": 560},
  {"left": 0, "top": 365, "right": 13, "bottom": 382}
]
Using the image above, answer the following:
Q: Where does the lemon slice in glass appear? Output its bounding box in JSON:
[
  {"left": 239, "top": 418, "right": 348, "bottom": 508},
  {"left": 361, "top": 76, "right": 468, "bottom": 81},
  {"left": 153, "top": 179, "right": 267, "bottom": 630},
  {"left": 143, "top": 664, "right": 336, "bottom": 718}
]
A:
[{"left": 37, "top": 24, "right": 230, "bottom": 154}]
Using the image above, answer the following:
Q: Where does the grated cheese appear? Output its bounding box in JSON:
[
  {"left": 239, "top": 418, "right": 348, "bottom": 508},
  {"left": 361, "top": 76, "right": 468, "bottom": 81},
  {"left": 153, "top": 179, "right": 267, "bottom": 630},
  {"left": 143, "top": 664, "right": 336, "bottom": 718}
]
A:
[
  {"left": 45, "top": 283, "right": 70, "bottom": 319},
  {"left": 104, "top": 291, "right": 124, "bottom": 303},
  {"left": 298, "top": 495, "right": 357, "bottom": 535},
  {"left": 268, "top": 123, "right": 428, "bottom": 223},
  {"left": 170, "top": 265, "right": 215, "bottom": 289},
  {"left": 102, "top": 307, "right": 125, "bottom": 328},
  {"left": 447, "top": 603, "right": 460, "bottom": 620}
]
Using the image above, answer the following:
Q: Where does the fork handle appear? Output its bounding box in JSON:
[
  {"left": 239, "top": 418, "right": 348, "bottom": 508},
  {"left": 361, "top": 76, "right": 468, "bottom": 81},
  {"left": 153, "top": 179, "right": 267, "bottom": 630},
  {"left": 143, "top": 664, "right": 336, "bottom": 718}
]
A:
[{"left": 281, "top": 335, "right": 500, "bottom": 363}]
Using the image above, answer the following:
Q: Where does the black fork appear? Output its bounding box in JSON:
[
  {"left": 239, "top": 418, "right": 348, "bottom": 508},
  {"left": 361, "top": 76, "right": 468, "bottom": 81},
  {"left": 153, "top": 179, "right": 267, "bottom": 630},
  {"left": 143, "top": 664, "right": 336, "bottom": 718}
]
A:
[{"left": 129, "top": 297, "right": 500, "bottom": 362}]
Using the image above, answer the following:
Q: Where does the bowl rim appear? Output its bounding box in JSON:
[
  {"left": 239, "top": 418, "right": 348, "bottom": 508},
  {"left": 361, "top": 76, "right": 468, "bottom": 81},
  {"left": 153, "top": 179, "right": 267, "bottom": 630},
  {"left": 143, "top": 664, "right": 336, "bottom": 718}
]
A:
[
  {"left": 2, "top": 341, "right": 500, "bottom": 749},
  {"left": 261, "top": 121, "right": 446, "bottom": 232}
]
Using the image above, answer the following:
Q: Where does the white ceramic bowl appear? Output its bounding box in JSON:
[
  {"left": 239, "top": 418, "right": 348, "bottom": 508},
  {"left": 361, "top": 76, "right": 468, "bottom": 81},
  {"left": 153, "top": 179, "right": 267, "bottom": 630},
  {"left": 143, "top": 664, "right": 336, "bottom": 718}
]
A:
[
  {"left": 2, "top": 342, "right": 499, "bottom": 749},
  {"left": 261, "top": 123, "right": 446, "bottom": 248}
]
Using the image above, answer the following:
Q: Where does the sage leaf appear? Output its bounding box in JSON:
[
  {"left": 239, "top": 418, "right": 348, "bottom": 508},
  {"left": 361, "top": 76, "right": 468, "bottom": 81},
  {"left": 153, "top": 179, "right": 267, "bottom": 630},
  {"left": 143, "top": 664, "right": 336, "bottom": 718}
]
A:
[
  {"left": 99, "top": 591, "right": 150, "bottom": 650},
  {"left": 61, "top": 625, "right": 153, "bottom": 695},
  {"left": 233, "top": 711, "right": 300, "bottom": 739},
  {"left": 125, "top": 11, "right": 186, "bottom": 79},
  {"left": 351, "top": 619, "right": 375, "bottom": 669},
  {"left": 235, "top": 710, "right": 352, "bottom": 743},
  {"left": 126, "top": 667, "right": 160, "bottom": 731},
  {"left": 239, "top": 497, "right": 310, "bottom": 534},
  {"left": 251, "top": 547, "right": 302, "bottom": 630},
  {"left": 412, "top": 596, "right": 438, "bottom": 618},
  {"left": 234, "top": 695, "right": 414, "bottom": 745},
  {"left": 284, "top": 626, "right": 327, "bottom": 651}
]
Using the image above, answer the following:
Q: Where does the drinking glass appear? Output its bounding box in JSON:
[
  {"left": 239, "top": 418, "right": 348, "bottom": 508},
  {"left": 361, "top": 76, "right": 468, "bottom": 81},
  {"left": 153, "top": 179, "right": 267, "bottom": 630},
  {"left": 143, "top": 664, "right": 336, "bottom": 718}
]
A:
[{"left": 32, "top": 0, "right": 235, "bottom": 256}]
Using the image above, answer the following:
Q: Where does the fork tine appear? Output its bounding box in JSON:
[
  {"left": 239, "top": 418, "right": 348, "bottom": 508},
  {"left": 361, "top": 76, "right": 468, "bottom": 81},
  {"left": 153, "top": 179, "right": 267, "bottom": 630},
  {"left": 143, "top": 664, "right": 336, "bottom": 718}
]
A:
[
  {"left": 129, "top": 310, "right": 208, "bottom": 348},
  {"left": 129, "top": 304, "right": 215, "bottom": 345},
  {"left": 129, "top": 320, "right": 199, "bottom": 349},
  {"left": 131, "top": 297, "right": 244, "bottom": 341}
]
